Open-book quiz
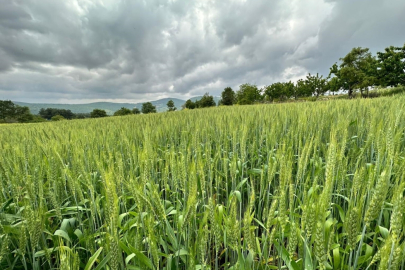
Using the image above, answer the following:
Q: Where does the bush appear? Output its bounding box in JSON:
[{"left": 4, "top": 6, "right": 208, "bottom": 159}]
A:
[
  {"left": 114, "top": 107, "right": 132, "bottom": 116},
  {"left": 51, "top": 115, "right": 66, "bottom": 121},
  {"left": 32, "top": 115, "right": 47, "bottom": 122}
]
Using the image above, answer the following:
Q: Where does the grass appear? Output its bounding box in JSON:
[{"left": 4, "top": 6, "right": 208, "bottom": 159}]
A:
[{"left": 1, "top": 93, "right": 405, "bottom": 269}]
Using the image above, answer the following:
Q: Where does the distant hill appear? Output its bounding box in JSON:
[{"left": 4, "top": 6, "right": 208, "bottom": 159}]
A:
[
  {"left": 14, "top": 96, "right": 221, "bottom": 115},
  {"left": 14, "top": 98, "right": 187, "bottom": 115}
]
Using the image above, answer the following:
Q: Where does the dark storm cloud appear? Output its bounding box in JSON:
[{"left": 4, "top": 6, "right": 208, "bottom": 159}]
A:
[
  {"left": 0, "top": 0, "right": 403, "bottom": 103},
  {"left": 311, "top": 0, "right": 405, "bottom": 76}
]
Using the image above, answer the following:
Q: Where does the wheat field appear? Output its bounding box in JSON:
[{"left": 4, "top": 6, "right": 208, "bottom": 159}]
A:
[{"left": 0, "top": 96, "right": 404, "bottom": 269}]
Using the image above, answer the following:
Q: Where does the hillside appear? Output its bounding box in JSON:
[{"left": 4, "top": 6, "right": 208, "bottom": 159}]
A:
[
  {"left": 14, "top": 98, "right": 187, "bottom": 115},
  {"left": 14, "top": 96, "right": 222, "bottom": 115}
]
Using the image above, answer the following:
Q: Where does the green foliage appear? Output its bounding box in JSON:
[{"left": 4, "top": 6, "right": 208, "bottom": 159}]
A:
[
  {"left": 14, "top": 106, "right": 34, "bottom": 123},
  {"left": 221, "top": 87, "right": 236, "bottom": 105},
  {"left": 0, "top": 100, "right": 15, "bottom": 120},
  {"left": 51, "top": 115, "right": 66, "bottom": 121},
  {"left": 167, "top": 100, "right": 177, "bottom": 112},
  {"left": 90, "top": 108, "right": 107, "bottom": 118},
  {"left": 31, "top": 115, "right": 47, "bottom": 122},
  {"left": 306, "top": 73, "right": 328, "bottom": 97},
  {"left": 265, "top": 81, "right": 295, "bottom": 101},
  {"left": 326, "top": 76, "right": 341, "bottom": 95},
  {"left": 295, "top": 78, "right": 312, "bottom": 98},
  {"left": 330, "top": 47, "right": 377, "bottom": 97},
  {"left": 141, "top": 102, "right": 157, "bottom": 114},
  {"left": 113, "top": 107, "right": 132, "bottom": 116},
  {"left": 376, "top": 44, "right": 405, "bottom": 87},
  {"left": 39, "top": 108, "right": 75, "bottom": 120},
  {"left": 74, "top": 113, "right": 91, "bottom": 119},
  {"left": 1, "top": 95, "right": 405, "bottom": 269},
  {"left": 197, "top": 93, "right": 216, "bottom": 108},
  {"left": 184, "top": 99, "right": 196, "bottom": 109},
  {"left": 183, "top": 94, "right": 215, "bottom": 109},
  {"left": 0, "top": 100, "right": 34, "bottom": 123},
  {"left": 132, "top": 108, "right": 141, "bottom": 114},
  {"left": 236, "top": 83, "right": 262, "bottom": 104}
]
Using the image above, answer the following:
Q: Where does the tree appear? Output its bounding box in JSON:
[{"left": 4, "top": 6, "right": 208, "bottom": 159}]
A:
[
  {"left": 132, "top": 108, "right": 141, "bottom": 114},
  {"left": 39, "top": 108, "right": 75, "bottom": 120},
  {"left": 330, "top": 47, "right": 377, "bottom": 98},
  {"left": 282, "top": 81, "right": 295, "bottom": 100},
  {"left": 75, "top": 113, "right": 91, "bottom": 119},
  {"left": 38, "top": 108, "right": 51, "bottom": 119},
  {"left": 51, "top": 115, "right": 66, "bottom": 121},
  {"left": 198, "top": 93, "right": 216, "bottom": 108},
  {"left": 142, "top": 102, "right": 157, "bottom": 114},
  {"left": 326, "top": 77, "right": 341, "bottom": 95},
  {"left": 90, "top": 109, "right": 107, "bottom": 118},
  {"left": 236, "top": 84, "right": 263, "bottom": 105},
  {"left": 294, "top": 79, "right": 312, "bottom": 98},
  {"left": 0, "top": 100, "right": 34, "bottom": 123},
  {"left": 306, "top": 73, "right": 328, "bottom": 97},
  {"left": 114, "top": 107, "right": 132, "bottom": 116},
  {"left": 221, "top": 87, "right": 235, "bottom": 105},
  {"left": 167, "top": 100, "right": 177, "bottom": 112},
  {"left": 376, "top": 44, "right": 405, "bottom": 87},
  {"left": 184, "top": 99, "right": 196, "bottom": 109},
  {"left": 265, "top": 82, "right": 283, "bottom": 101},
  {"left": 264, "top": 82, "right": 294, "bottom": 101},
  {"left": 15, "top": 106, "right": 34, "bottom": 123},
  {"left": 0, "top": 100, "right": 17, "bottom": 121}
]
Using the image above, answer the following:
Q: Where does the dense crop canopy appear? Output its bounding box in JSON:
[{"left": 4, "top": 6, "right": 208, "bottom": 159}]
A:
[{"left": 0, "top": 95, "right": 405, "bottom": 269}]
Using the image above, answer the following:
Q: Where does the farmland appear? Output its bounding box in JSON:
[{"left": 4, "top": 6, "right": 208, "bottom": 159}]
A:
[{"left": 0, "top": 95, "right": 405, "bottom": 269}]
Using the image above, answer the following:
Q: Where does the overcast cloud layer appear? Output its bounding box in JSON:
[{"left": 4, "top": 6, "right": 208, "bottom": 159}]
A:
[{"left": 0, "top": 0, "right": 404, "bottom": 103}]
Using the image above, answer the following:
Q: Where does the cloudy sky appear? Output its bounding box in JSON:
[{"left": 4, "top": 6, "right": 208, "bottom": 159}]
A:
[{"left": 0, "top": 0, "right": 404, "bottom": 103}]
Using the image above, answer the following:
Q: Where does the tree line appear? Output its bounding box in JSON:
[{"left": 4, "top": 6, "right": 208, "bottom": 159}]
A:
[
  {"left": 213, "top": 44, "right": 405, "bottom": 106},
  {"left": 0, "top": 101, "right": 169, "bottom": 123}
]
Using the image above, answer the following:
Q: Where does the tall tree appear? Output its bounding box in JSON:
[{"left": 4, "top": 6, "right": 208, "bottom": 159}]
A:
[
  {"left": 90, "top": 109, "right": 107, "bottom": 118},
  {"left": 167, "top": 100, "right": 177, "bottom": 111},
  {"left": 264, "top": 82, "right": 294, "bottom": 101},
  {"left": 326, "top": 77, "right": 341, "bottom": 95},
  {"left": 184, "top": 99, "right": 196, "bottom": 109},
  {"left": 132, "top": 108, "right": 141, "bottom": 114},
  {"left": 221, "top": 87, "right": 235, "bottom": 105},
  {"left": 0, "top": 100, "right": 34, "bottom": 123},
  {"left": 294, "top": 79, "right": 312, "bottom": 99},
  {"left": 376, "top": 44, "right": 405, "bottom": 87},
  {"left": 0, "top": 100, "right": 17, "bottom": 121},
  {"left": 198, "top": 93, "right": 216, "bottom": 108},
  {"left": 265, "top": 82, "right": 283, "bottom": 101},
  {"left": 236, "top": 84, "right": 262, "bottom": 105},
  {"left": 142, "top": 102, "right": 157, "bottom": 114},
  {"left": 15, "top": 106, "right": 34, "bottom": 123},
  {"left": 306, "top": 73, "right": 328, "bottom": 97},
  {"left": 282, "top": 81, "right": 295, "bottom": 100},
  {"left": 330, "top": 47, "right": 377, "bottom": 98}
]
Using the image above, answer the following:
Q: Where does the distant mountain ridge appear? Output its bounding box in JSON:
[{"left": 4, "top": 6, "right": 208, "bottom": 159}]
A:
[{"left": 14, "top": 96, "right": 221, "bottom": 115}]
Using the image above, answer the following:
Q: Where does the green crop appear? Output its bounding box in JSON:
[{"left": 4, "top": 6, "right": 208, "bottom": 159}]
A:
[{"left": 1, "top": 95, "right": 405, "bottom": 269}]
